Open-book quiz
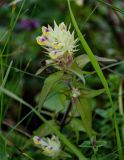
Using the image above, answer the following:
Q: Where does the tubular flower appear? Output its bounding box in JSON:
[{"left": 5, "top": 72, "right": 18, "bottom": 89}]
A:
[
  {"left": 33, "top": 135, "right": 61, "bottom": 157},
  {"left": 36, "top": 21, "right": 78, "bottom": 61}
]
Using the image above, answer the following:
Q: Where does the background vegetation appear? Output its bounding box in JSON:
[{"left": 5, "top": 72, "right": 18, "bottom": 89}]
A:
[{"left": 0, "top": 0, "right": 124, "bottom": 159}]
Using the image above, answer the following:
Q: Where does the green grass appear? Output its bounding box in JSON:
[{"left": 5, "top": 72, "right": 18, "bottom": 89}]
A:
[
  {"left": 0, "top": 0, "right": 26, "bottom": 126},
  {"left": 67, "top": 0, "right": 123, "bottom": 159}
]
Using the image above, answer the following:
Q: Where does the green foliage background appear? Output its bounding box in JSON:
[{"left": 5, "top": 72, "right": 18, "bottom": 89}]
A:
[{"left": 0, "top": 0, "right": 124, "bottom": 159}]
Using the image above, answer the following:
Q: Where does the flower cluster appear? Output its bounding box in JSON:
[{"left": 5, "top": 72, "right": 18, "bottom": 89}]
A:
[
  {"left": 36, "top": 21, "right": 78, "bottom": 67},
  {"left": 33, "top": 135, "right": 61, "bottom": 157}
]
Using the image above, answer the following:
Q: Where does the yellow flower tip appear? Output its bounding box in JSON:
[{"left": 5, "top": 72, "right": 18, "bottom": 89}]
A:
[
  {"left": 53, "top": 42, "right": 62, "bottom": 49},
  {"left": 43, "top": 148, "right": 53, "bottom": 154},
  {"left": 36, "top": 36, "right": 47, "bottom": 46},
  {"left": 49, "top": 51, "right": 59, "bottom": 60},
  {"left": 42, "top": 26, "right": 50, "bottom": 36},
  {"left": 33, "top": 136, "right": 42, "bottom": 145}
]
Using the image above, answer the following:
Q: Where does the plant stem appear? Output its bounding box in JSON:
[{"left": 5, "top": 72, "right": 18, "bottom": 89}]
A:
[{"left": 60, "top": 101, "right": 72, "bottom": 131}]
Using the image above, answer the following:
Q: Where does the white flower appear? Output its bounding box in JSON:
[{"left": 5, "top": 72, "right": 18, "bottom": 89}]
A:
[
  {"left": 74, "top": 0, "right": 84, "bottom": 6},
  {"left": 36, "top": 21, "right": 78, "bottom": 60},
  {"left": 33, "top": 135, "right": 61, "bottom": 157}
]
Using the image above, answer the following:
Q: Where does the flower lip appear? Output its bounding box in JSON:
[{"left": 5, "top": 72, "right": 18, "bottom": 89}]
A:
[
  {"left": 40, "top": 37, "right": 47, "bottom": 42},
  {"left": 42, "top": 27, "right": 50, "bottom": 36},
  {"left": 36, "top": 136, "right": 41, "bottom": 141},
  {"left": 52, "top": 50, "right": 58, "bottom": 54},
  {"left": 33, "top": 136, "right": 42, "bottom": 145},
  {"left": 45, "top": 27, "right": 49, "bottom": 32},
  {"left": 36, "top": 36, "right": 48, "bottom": 46}
]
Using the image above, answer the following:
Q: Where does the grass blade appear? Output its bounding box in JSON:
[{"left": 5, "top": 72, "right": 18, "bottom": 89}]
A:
[
  {"left": 118, "top": 81, "right": 124, "bottom": 144},
  {"left": 67, "top": 0, "right": 123, "bottom": 159},
  {"left": 0, "top": 61, "right": 13, "bottom": 127},
  {"left": 96, "top": 0, "right": 124, "bottom": 15},
  {"left": 1, "top": 61, "right": 13, "bottom": 88}
]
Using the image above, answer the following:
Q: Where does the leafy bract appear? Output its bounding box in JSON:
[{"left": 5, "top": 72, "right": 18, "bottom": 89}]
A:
[
  {"left": 76, "top": 54, "right": 117, "bottom": 69},
  {"left": 37, "top": 71, "right": 64, "bottom": 112},
  {"left": 77, "top": 98, "right": 92, "bottom": 137},
  {"left": 68, "top": 61, "right": 85, "bottom": 84}
]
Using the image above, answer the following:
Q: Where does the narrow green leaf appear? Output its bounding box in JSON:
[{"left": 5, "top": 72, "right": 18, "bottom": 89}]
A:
[
  {"left": 96, "top": 0, "right": 124, "bottom": 15},
  {"left": 0, "top": 60, "right": 13, "bottom": 126},
  {"left": 35, "top": 65, "right": 49, "bottom": 75},
  {"left": 22, "top": 153, "right": 34, "bottom": 160},
  {"left": 67, "top": 1, "right": 123, "bottom": 159},
  {"left": 79, "top": 140, "right": 107, "bottom": 148},
  {"left": 37, "top": 71, "right": 64, "bottom": 112},
  {"left": 77, "top": 99, "right": 92, "bottom": 137},
  {"left": 60, "top": 94, "right": 67, "bottom": 108},
  {"left": 118, "top": 81, "right": 124, "bottom": 144},
  {"left": 68, "top": 61, "right": 85, "bottom": 84},
  {"left": 1, "top": 61, "right": 13, "bottom": 88},
  {"left": 118, "top": 81, "right": 123, "bottom": 115},
  {"left": 95, "top": 56, "right": 117, "bottom": 63},
  {"left": 76, "top": 54, "right": 117, "bottom": 69},
  {"left": 80, "top": 88, "right": 104, "bottom": 98},
  {"left": 76, "top": 54, "right": 91, "bottom": 69}
]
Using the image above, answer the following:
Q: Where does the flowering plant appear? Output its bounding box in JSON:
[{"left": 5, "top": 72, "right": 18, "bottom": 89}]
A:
[
  {"left": 34, "top": 21, "right": 113, "bottom": 158},
  {"left": 36, "top": 21, "right": 78, "bottom": 68}
]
